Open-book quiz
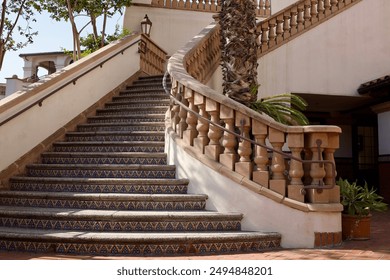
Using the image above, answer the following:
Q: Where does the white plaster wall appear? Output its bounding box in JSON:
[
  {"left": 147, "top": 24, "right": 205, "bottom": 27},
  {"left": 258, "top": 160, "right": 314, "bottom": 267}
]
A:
[
  {"left": 124, "top": 6, "right": 216, "bottom": 56},
  {"left": 165, "top": 131, "right": 341, "bottom": 248},
  {"left": 257, "top": 0, "right": 390, "bottom": 97},
  {"left": 0, "top": 36, "right": 141, "bottom": 172},
  {"left": 378, "top": 111, "right": 390, "bottom": 156},
  {"left": 271, "top": 0, "right": 298, "bottom": 13}
]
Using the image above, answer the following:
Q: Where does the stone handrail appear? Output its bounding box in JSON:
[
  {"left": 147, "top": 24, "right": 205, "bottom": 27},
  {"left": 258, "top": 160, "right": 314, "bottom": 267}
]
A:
[
  {"left": 257, "top": 0, "right": 362, "bottom": 56},
  {"left": 150, "top": 0, "right": 271, "bottom": 17},
  {"left": 167, "top": 22, "right": 341, "bottom": 205}
]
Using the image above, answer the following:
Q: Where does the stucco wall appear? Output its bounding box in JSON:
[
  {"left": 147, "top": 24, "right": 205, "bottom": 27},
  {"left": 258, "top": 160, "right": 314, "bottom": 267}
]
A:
[
  {"left": 257, "top": 0, "right": 390, "bottom": 97},
  {"left": 124, "top": 4, "right": 216, "bottom": 56}
]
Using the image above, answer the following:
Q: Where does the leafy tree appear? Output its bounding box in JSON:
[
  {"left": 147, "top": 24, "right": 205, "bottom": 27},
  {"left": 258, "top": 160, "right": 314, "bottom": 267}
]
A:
[
  {"left": 40, "top": 0, "right": 132, "bottom": 61},
  {"left": 219, "top": 0, "right": 309, "bottom": 125},
  {"left": 80, "top": 25, "right": 130, "bottom": 55},
  {"left": 0, "top": 0, "right": 39, "bottom": 70}
]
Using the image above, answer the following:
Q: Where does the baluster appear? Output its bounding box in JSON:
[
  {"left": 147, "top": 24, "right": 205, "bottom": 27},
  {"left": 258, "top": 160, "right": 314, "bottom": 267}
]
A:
[
  {"left": 305, "top": 132, "right": 329, "bottom": 203},
  {"left": 183, "top": 88, "right": 198, "bottom": 146},
  {"left": 304, "top": 0, "right": 312, "bottom": 28},
  {"left": 252, "top": 120, "right": 269, "bottom": 188},
  {"left": 191, "top": 0, "right": 198, "bottom": 10},
  {"left": 258, "top": 0, "right": 264, "bottom": 17},
  {"left": 177, "top": 88, "right": 188, "bottom": 138},
  {"left": 324, "top": 132, "right": 340, "bottom": 203},
  {"left": 178, "top": 0, "right": 185, "bottom": 9},
  {"left": 324, "top": 0, "right": 331, "bottom": 16},
  {"left": 269, "top": 128, "right": 286, "bottom": 196},
  {"left": 276, "top": 15, "right": 284, "bottom": 44},
  {"left": 172, "top": 0, "right": 178, "bottom": 8},
  {"left": 287, "top": 129, "right": 305, "bottom": 202},
  {"left": 204, "top": 99, "right": 223, "bottom": 161},
  {"left": 220, "top": 105, "right": 238, "bottom": 171},
  {"left": 330, "top": 0, "right": 338, "bottom": 12},
  {"left": 235, "top": 113, "right": 253, "bottom": 179},
  {"left": 260, "top": 22, "right": 269, "bottom": 53},
  {"left": 297, "top": 4, "right": 305, "bottom": 32},
  {"left": 283, "top": 13, "right": 292, "bottom": 40},
  {"left": 205, "top": 0, "right": 211, "bottom": 11},
  {"left": 193, "top": 92, "right": 209, "bottom": 153},
  {"left": 265, "top": 0, "right": 271, "bottom": 16},
  {"left": 345, "top": 0, "right": 352, "bottom": 5},
  {"left": 268, "top": 18, "right": 277, "bottom": 48},
  {"left": 338, "top": 0, "right": 345, "bottom": 9},
  {"left": 171, "top": 83, "right": 181, "bottom": 133},
  {"left": 318, "top": 0, "right": 325, "bottom": 19},
  {"left": 311, "top": 0, "right": 319, "bottom": 23},
  {"left": 290, "top": 7, "right": 298, "bottom": 36}
]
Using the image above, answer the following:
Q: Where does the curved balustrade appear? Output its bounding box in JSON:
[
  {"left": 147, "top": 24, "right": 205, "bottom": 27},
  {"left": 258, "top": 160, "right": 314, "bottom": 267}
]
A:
[
  {"left": 257, "top": 0, "right": 362, "bottom": 56},
  {"left": 167, "top": 22, "right": 342, "bottom": 205},
  {"left": 150, "top": 0, "right": 271, "bottom": 17}
]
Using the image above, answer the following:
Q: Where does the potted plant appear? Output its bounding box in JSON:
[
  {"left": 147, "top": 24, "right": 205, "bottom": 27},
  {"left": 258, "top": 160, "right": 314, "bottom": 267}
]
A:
[{"left": 337, "top": 178, "right": 388, "bottom": 240}]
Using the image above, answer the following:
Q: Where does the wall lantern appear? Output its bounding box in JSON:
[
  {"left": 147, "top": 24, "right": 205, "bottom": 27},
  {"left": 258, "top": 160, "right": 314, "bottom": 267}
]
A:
[{"left": 140, "top": 14, "right": 152, "bottom": 37}]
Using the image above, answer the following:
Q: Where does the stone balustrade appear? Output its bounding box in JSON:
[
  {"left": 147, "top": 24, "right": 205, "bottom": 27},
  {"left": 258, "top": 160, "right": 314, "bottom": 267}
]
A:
[
  {"left": 139, "top": 34, "right": 168, "bottom": 75},
  {"left": 257, "top": 0, "right": 362, "bottom": 56},
  {"left": 167, "top": 22, "right": 342, "bottom": 204},
  {"left": 150, "top": 0, "right": 271, "bottom": 17}
]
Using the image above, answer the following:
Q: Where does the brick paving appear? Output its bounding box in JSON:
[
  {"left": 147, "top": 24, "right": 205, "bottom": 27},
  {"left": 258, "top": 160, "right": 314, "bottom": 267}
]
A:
[{"left": 0, "top": 210, "right": 389, "bottom": 260}]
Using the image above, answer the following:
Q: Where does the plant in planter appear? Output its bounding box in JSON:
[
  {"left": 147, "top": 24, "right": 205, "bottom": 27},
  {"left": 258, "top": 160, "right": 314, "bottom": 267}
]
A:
[{"left": 337, "top": 178, "right": 388, "bottom": 240}]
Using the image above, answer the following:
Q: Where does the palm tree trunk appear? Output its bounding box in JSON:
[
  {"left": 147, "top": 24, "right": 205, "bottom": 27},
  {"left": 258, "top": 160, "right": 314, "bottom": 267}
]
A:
[{"left": 219, "top": 0, "right": 259, "bottom": 106}]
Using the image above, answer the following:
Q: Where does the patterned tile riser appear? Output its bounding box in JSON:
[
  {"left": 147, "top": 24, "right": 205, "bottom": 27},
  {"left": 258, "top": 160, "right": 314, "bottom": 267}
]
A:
[
  {"left": 76, "top": 125, "right": 165, "bottom": 132},
  {"left": 51, "top": 146, "right": 165, "bottom": 153},
  {"left": 26, "top": 169, "right": 176, "bottom": 179},
  {"left": 41, "top": 157, "right": 167, "bottom": 165},
  {"left": 0, "top": 240, "right": 280, "bottom": 256},
  {"left": 87, "top": 117, "right": 165, "bottom": 124},
  {"left": 0, "top": 218, "right": 240, "bottom": 232},
  {"left": 9, "top": 182, "right": 188, "bottom": 194},
  {"left": 96, "top": 110, "right": 167, "bottom": 116},
  {"left": 0, "top": 199, "right": 206, "bottom": 211},
  {"left": 65, "top": 135, "right": 165, "bottom": 142}
]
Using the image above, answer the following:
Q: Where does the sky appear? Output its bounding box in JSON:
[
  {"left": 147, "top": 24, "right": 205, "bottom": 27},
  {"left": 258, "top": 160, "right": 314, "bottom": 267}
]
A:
[{"left": 0, "top": 10, "right": 125, "bottom": 83}]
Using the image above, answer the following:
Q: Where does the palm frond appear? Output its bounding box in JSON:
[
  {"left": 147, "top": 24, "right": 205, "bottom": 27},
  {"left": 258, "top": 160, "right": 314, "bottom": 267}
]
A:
[{"left": 250, "top": 93, "right": 309, "bottom": 125}]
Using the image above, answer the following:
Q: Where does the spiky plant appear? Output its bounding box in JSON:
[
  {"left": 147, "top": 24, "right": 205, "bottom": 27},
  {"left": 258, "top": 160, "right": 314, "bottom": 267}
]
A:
[{"left": 251, "top": 93, "right": 309, "bottom": 125}]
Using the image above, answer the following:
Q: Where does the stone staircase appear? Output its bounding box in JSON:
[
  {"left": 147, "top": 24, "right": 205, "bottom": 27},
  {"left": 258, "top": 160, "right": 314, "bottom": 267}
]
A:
[{"left": 0, "top": 75, "right": 281, "bottom": 256}]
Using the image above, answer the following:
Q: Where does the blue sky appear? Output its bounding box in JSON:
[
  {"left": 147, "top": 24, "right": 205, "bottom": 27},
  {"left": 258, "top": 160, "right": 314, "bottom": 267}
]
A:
[{"left": 0, "top": 11, "right": 125, "bottom": 83}]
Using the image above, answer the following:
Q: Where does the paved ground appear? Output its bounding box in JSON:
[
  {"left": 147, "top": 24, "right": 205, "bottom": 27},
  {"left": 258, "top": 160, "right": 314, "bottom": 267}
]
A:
[{"left": 0, "top": 210, "right": 389, "bottom": 260}]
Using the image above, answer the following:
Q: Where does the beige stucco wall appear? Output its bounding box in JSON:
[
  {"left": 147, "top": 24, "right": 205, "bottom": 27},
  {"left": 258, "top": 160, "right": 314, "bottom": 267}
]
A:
[
  {"left": 257, "top": 0, "right": 390, "bottom": 98},
  {"left": 124, "top": 3, "right": 216, "bottom": 56}
]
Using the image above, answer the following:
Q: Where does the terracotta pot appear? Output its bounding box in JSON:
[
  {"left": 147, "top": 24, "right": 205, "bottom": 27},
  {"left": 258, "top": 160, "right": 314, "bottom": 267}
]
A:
[{"left": 342, "top": 214, "right": 372, "bottom": 240}]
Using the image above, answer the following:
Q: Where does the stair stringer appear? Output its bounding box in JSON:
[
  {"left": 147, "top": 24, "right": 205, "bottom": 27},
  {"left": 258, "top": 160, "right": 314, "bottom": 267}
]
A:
[{"left": 165, "top": 127, "right": 342, "bottom": 249}]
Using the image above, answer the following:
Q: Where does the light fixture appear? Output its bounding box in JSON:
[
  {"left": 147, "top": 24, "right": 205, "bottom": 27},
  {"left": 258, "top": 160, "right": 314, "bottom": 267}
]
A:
[{"left": 140, "top": 14, "right": 152, "bottom": 37}]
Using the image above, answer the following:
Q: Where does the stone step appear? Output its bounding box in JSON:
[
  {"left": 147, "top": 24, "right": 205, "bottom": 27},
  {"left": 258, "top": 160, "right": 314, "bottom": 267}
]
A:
[
  {"left": 0, "top": 227, "right": 281, "bottom": 256},
  {"left": 0, "top": 207, "right": 242, "bottom": 232},
  {"left": 0, "top": 192, "right": 207, "bottom": 211},
  {"left": 104, "top": 100, "right": 169, "bottom": 109},
  {"left": 65, "top": 131, "right": 165, "bottom": 142},
  {"left": 87, "top": 115, "right": 165, "bottom": 124},
  {"left": 112, "top": 95, "right": 169, "bottom": 103},
  {"left": 9, "top": 177, "right": 189, "bottom": 194},
  {"left": 41, "top": 152, "right": 167, "bottom": 165},
  {"left": 95, "top": 107, "right": 167, "bottom": 116},
  {"left": 76, "top": 122, "right": 165, "bottom": 132},
  {"left": 25, "top": 164, "right": 177, "bottom": 179},
  {"left": 51, "top": 141, "right": 165, "bottom": 153}
]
